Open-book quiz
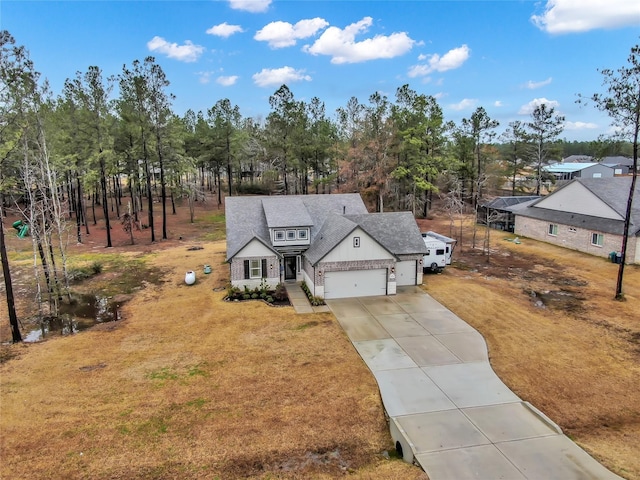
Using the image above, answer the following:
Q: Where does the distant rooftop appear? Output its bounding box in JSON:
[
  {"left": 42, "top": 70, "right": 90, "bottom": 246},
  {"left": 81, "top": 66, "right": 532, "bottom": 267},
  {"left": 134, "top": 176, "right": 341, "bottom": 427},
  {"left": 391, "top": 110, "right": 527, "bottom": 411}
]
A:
[{"left": 545, "top": 163, "right": 611, "bottom": 173}]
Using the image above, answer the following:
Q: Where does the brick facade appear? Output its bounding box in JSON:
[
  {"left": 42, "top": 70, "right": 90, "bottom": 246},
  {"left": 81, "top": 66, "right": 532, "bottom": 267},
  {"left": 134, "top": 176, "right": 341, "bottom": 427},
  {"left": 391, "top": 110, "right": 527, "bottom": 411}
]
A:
[
  {"left": 314, "top": 259, "right": 395, "bottom": 286},
  {"left": 230, "top": 255, "right": 280, "bottom": 289},
  {"left": 514, "top": 216, "right": 637, "bottom": 263}
]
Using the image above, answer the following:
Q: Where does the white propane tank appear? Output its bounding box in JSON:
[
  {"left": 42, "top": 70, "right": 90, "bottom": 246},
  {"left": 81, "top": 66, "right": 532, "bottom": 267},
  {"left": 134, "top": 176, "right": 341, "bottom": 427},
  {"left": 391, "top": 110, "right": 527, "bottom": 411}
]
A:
[{"left": 185, "top": 270, "right": 196, "bottom": 285}]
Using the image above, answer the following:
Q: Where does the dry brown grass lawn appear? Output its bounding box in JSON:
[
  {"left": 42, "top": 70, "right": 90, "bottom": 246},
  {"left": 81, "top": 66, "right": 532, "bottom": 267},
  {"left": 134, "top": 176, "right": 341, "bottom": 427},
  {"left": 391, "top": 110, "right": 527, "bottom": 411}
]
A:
[
  {"left": 0, "top": 241, "right": 426, "bottom": 479},
  {"left": 3, "top": 200, "right": 639, "bottom": 479},
  {"left": 420, "top": 219, "right": 640, "bottom": 480}
]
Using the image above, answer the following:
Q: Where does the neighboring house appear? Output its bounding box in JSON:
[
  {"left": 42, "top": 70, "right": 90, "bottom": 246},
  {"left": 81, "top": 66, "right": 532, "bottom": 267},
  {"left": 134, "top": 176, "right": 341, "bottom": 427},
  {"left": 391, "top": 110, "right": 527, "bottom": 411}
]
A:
[
  {"left": 561, "top": 155, "right": 635, "bottom": 175},
  {"left": 544, "top": 162, "right": 614, "bottom": 181},
  {"left": 507, "top": 178, "right": 640, "bottom": 264},
  {"left": 602, "top": 156, "right": 635, "bottom": 176},
  {"left": 478, "top": 196, "right": 540, "bottom": 232},
  {"left": 563, "top": 155, "right": 593, "bottom": 163},
  {"left": 225, "top": 194, "right": 428, "bottom": 299}
]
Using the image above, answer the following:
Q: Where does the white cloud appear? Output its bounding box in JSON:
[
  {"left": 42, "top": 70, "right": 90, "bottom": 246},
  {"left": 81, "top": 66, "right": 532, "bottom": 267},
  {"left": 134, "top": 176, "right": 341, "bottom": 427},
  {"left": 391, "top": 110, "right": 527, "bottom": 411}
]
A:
[
  {"left": 217, "top": 75, "right": 239, "bottom": 86},
  {"left": 494, "top": 100, "right": 504, "bottom": 107},
  {"left": 531, "top": 0, "right": 640, "bottom": 34},
  {"left": 147, "top": 36, "right": 205, "bottom": 62},
  {"left": 524, "top": 77, "right": 553, "bottom": 89},
  {"left": 228, "top": 0, "right": 271, "bottom": 13},
  {"left": 207, "top": 22, "right": 244, "bottom": 38},
  {"left": 303, "top": 17, "right": 415, "bottom": 64},
  {"left": 518, "top": 97, "right": 561, "bottom": 115},
  {"left": 564, "top": 121, "right": 598, "bottom": 130},
  {"left": 255, "top": 18, "right": 328, "bottom": 48},
  {"left": 197, "top": 72, "right": 213, "bottom": 84},
  {"left": 449, "top": 98, "right": 477, "bottom": 111},
  {"left": 252, "top": 66, "right": 311, "bottom": 87},
  {"left": 408, "top": 45, "right": 470, "bottom": 78}
]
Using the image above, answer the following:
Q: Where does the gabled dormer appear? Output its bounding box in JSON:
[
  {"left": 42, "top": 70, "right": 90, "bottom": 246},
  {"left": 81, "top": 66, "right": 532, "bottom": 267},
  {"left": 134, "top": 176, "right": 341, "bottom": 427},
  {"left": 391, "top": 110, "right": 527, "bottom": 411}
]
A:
[
  {"left": 271, "top": 226, "right": 310, "bottom": 247},
  {"left": 262, "top": 197, "right": 313, "bottom": 249}
]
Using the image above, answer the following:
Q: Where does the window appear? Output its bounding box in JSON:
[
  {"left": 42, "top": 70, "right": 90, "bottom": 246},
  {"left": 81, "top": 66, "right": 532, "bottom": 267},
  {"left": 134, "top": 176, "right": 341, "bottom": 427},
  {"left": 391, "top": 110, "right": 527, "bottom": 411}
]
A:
[
  {"left": 286, "top": 230, "right": 296, "bottom": 240},
  {"left": 592, "top": 173, "right": 602, "bottom": 178},
  {"left": 436, "top": 249, "right": 445, "bottom": 255},
  {"left": 353, "top": 236, "right": 360, "bottom": 248},
  {"left": 275, "top": 230, "right": 285, "bottom": 241},
  {"left": 548, "top": 224, "right": 558, "bottom": 236},
  {"left": 244, "top": 259, "right": 267, "bottom": 279},
  {"left": 250, "top": 260, "right": 262, "bottom": 278},
  {"left": 591, "top": 233, "right": 604, "bottom": 247},
  {"left": 297, "top": 229, "right": 308, "bottom": 240}
]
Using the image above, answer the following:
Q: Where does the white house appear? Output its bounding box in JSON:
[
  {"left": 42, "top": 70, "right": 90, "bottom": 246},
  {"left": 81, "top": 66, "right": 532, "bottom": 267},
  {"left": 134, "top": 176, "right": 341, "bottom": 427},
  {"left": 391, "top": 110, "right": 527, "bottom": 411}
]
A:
[
  {"left": 507, "top": 178, "right": 640, "bottom": 264},
  {"left": 225, "top": 194, "right": 428, "bottom": 299}
]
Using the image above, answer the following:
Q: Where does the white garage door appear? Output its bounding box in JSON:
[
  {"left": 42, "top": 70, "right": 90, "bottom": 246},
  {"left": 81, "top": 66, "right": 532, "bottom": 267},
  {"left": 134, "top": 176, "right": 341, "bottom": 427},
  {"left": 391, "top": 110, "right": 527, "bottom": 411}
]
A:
[
  {"left": 395, "top": 261, "right": 417, "bottom": 286},
  {"left": 324, "top": 269, "right": 387, "bottom": 299}
]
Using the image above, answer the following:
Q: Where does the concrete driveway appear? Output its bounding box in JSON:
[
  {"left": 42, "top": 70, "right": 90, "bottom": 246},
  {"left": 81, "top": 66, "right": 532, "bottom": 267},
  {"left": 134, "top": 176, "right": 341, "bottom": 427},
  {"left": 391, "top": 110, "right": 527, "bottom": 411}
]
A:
[{"left": 327, "top": 286, "right": 623, "bottom": 480}]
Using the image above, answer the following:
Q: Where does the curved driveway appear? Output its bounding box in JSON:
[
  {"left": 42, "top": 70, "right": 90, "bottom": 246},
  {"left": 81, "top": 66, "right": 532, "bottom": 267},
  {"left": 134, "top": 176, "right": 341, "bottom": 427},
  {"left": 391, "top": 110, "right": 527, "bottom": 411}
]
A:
[{"left": 326, "top": 286, "right": 623, "bottom": 480}]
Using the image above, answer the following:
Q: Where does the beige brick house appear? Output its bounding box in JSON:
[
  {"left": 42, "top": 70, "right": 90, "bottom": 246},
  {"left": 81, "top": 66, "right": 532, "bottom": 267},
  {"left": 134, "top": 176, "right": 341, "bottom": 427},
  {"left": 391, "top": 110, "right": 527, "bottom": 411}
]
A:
[
  {"left": 507, "top": 178, "right": 640, "bottom": 264},
  {"left": 225, "top": 194, "right": 427, "bottom": 299}
]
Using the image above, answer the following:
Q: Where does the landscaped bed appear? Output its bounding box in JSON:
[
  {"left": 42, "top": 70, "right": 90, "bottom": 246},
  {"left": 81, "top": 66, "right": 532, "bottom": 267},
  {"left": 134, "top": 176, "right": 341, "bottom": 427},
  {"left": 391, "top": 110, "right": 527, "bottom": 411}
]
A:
[{"left": 225, "top": 281, "right": 291, "bottom": 306}]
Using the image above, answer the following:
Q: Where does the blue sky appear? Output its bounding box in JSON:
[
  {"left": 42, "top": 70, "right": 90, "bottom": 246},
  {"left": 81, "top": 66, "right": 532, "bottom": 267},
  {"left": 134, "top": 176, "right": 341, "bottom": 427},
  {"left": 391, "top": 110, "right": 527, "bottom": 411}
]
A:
[{"left": 2, "top": 0, "right": 639, "bottom": 141}]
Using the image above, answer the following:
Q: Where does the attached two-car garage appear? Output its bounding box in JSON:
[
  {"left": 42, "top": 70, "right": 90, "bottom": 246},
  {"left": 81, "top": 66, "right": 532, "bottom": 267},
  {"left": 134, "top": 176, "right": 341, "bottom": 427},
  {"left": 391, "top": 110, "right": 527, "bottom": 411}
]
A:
[{"left": 323, "top": 269, "right": 387, "bottom": 299}]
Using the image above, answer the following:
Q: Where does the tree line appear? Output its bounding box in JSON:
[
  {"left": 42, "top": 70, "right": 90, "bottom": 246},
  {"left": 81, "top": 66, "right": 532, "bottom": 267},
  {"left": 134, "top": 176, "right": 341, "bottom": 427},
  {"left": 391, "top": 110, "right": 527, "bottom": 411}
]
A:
[{"left": 1, "top": 30, "right": 638, "bottom": 339}]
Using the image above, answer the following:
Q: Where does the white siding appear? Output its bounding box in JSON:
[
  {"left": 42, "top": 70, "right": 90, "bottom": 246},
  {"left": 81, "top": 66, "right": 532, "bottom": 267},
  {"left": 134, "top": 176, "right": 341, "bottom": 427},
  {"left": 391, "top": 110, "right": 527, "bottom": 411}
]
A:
[
  {"left": 322, "top": 227, "right": 394, "bottom": 262},
  {"left": 535, "top": 182, "right": 622, "bottom": 220},
  {"left": 236, "top": 239, "right": 275, "bottom": 257}
]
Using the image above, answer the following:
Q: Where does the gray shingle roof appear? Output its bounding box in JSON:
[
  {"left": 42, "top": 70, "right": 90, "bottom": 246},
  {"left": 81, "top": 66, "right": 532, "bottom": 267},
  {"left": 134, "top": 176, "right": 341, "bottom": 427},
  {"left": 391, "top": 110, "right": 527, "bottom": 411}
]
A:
[
  {"left": 482, "top": 196, "right": 540, "bottom": 209},
  {"left": 345, "top": 212, "right": 428, "bottom": 256},
  {"left": 225, "top": 196, "right": 275, "bottom": 261},
  {"left": 304, "top": 214, "right": 359, "bottom": 265},
  {"left": 304, "top": 212, "right": 428, "bottom": 266},
  {"left": 508, "top": 177, "right": 640, "bottom": 236},
  {"left": 225, "top": 193, "right": 368, "bottom": 260},
  {"left": 226, "top": 194, "right": 427, "bottom": 264},
  {"left": 262, "top": 197, "right": 313, "bottom": 228}
]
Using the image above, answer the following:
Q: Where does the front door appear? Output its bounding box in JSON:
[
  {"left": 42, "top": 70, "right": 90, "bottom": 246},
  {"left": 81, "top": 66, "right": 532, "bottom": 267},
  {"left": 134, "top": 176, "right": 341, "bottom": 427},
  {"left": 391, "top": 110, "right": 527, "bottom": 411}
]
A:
[{"left": 284, "top": 256, "right": 297, "bottom": 281}]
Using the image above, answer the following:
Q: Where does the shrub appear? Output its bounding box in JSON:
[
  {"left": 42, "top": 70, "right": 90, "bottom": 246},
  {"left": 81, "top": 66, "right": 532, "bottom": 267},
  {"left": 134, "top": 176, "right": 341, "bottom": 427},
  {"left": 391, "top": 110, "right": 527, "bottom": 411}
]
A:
[
  {"left": 266, "top": 296, "right": 274, "bottom": 303},
  {"left": 251, "top": 293, "right": 259, "bottom": 299},
  {"left": 242, "top": 294, "right": 251, "bottom": 300},
  {"left": 91, "top": 262, "right": 103, "bottom": 274},
  {"left": 274, "top": 283, "right": 288, "bottom": 301},
  {"left": 227, "top": 284, "right": 241, "bottom": 298},
  {"left": 310, "top": 296, "right": 325, "bottom": 306},
  {"left": 300, "top": 281, "right": 325, "bottom": 306}
]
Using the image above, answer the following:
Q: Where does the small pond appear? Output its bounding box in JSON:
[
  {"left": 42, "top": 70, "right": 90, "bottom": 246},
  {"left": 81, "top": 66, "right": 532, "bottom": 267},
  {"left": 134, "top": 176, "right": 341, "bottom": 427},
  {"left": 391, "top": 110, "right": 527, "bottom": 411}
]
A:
[{"left": 24, "top": 293, "right": 121, "bottom": 342}]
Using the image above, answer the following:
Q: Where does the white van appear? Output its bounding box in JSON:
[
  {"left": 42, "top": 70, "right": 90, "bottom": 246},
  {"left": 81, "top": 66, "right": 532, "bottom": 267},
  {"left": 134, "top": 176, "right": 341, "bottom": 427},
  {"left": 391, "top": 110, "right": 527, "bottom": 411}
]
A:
[{"left": 422, "top": 237, "right": 447, "bottom": 273}]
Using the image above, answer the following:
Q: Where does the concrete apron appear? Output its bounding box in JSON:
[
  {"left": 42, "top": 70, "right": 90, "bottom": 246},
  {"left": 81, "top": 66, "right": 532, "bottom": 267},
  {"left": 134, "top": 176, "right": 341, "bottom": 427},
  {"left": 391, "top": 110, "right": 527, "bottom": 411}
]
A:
[{"left": 327, "top": 286, "right": 623, "bottom": 480}]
